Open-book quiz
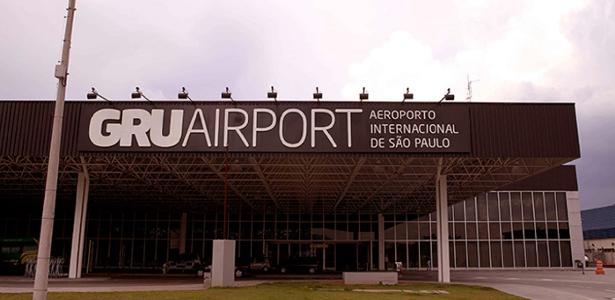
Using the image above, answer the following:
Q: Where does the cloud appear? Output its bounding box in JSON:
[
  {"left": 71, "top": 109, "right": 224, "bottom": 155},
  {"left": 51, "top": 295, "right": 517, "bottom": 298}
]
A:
[
  {"left": 342, "top": 0, "right": 588, "bottom": 102},
  {"left": 0, "top": 0, "right": 613, "bottom": 208}
]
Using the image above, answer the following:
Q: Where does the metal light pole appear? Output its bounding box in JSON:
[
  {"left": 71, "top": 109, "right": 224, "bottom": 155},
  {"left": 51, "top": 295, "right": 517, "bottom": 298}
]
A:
[{"left": 33, "top": 1, "right": 77, "bottom": 299}]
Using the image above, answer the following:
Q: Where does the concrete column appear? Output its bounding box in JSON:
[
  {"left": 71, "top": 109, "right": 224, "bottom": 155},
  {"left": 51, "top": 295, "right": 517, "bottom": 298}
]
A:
[
  {"left": 212, "top": 239, "right": 235, "bottom": 287},
  {"left": 68, "top": 172, "right": 89, "bottom": 279},
  {"left": 436, "top": 175, "right": 450, "bottom": 283},
  {"left": 566, "top": 191, "right": 584, "bottom": 267},
  {"left": 179, "top": 213, "right": 187, "bottom": 255},
  {"left": 378, "top": 213, "right": 385, "bottom": 270}
]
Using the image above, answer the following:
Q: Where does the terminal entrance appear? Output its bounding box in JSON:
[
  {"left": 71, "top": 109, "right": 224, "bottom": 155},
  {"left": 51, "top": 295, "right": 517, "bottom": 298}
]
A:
[{"left": 0, "top": 100, "right": 582, "bottom": 290}]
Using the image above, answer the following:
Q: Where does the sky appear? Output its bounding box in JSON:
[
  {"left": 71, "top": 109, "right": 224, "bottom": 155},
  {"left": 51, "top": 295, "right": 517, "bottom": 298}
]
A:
[{"left": 0, "top": 0, "right": 613, "bottom": 209}]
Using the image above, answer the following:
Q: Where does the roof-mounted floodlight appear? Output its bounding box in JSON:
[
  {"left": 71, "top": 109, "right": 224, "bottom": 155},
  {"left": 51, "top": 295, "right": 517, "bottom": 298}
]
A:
[
  {"left": 178, "top": 87, "right": 192, "bottom": 102},
  {"left": 221, "top": 87, "right": 234, "bottom": 101},
  {"left": 359, "top": 87, "right": 369, "bottom": 101},
  {"left": 86, "top": 87, "right": 110, "bottom": 102},
  {"left": 402, "top": 87, "right": 414, "bottom": 102},
  {"left": 439, "top": 88, "right": 454, "bottom": 103},
  {"left": 313, "top": 87, "right": 322, "bottom": 101},
  {"left": 267, "top": 86, "right": 277, "bottom": 102},
  {"left": 131, "top": 86, "right": 152, "bottom": 102}
]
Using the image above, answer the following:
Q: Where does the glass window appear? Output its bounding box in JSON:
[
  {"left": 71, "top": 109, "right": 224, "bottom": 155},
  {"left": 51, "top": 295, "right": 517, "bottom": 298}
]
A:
[
  {"left": 419, "top": 241, "right": 431, "bottom": 268},
  {"left": 264, "top": 221, "right": 275, "bottom": 239},
  {"left": 348, "top": 222, "right": 358, "bottom": 240},
  {"left": 560, "top": 241, "right": 572, "bottom": 267},
  {"left": 501, "top": 222, "right": 513, "bottom": 239},
  {"left": 491, "top": 241, "right": 502, "bottom": 268},
  {"left": 524, "top": 222, "right": 536, "bottom": 239},
  {"left": 395, "top": 221, "right": 406, "bottom": 240},
  {"left": 408, "top": 241, "right": 419, "bottom": 268},
  {"left": 499, "top": 193, "right": 511, "bottom": 221},
  {"left": 525, "top": 241, "right": 537, "bottom": 267},
  {"left": 556, "top": 193, "right": 568, "bottom": 221},
  {"left": 453, "top": 202, "right": 465, "bottom": 221},
  {"left": 431, "top": 241, "right": 438, "bottom": 268},
  {"left": 419, "top": 223, "right": 431, "bottom": 240},
  {"left": 467, "top": 242, "right": 478, "bottom": 268},
  {"left": 547, "top": 222, "right": 559, "bottom": 239},
  {"left": 384, "top": 222, "right": 396, "bottom": 240},
  {"left": 549, "top": 241, "right": 561, "bottom": 267},
  {"left": 489, "top": 223, "right": 501, "bottom": 240},
  {"left": 466, "top": 199, "right": 476, "bottom": 221},
  {"left": 455, "top": 242, "right": 467, "bottom": 268},
  {"left": 502, "top": 241, "right": 514, "bottom": 267},
  {"left": 514, "top": 242, "right": 525, "bottom": 268},
  {"left": 407, "top": 222, "right": 418, "bottom": 240},
  {"left": 522, "top": 192, "right": 534, "bottom": 221},
  {"left": 478, "top": 222, "right": 489, "bottom": 239},
  {"left": 288, "top": 222, "right": 299, "bottom": 240},
  {"left": 488, "top": 193, "right": 500, "bottom": 221},
  {"left": 466, "top": 223, "right": 477, "bottom": 240},
  {"left": 454, "top": 222, "right": 466, "bottom": 239},
  {"left": 511, "top": 193, "right": 522, "bottom": 221},
  {"left": 513, "top": 222, "right": 523, "bottom": 239},
  {"left": 477, "top": 194, "right": 488, "bottom": 221},
  {"left": 533, "top": 192, "right": 545, "bottom": 221},
  {"left": 396, "top": 242, "right": 407, "bottom": 266},
  {"left": 536, "top": 222, "right": 547, "bottom": 239},
  {"left": 537, "top": 241, "right": 549, "bottom": 267},
  {"left": 449, "top": 243, "right": 455, "bottom": 268},
  {"left": 545, "top": 193, "right": 557, "bottom": 220},
  {"left": 479, "top": 242, "right": 490, "bottom": 268},
  {"left": 559, "top": 222, "right": 570, "bottom": 239}
]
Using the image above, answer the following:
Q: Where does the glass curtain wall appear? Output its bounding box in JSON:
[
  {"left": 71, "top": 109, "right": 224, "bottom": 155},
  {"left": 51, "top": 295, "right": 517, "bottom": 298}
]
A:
[{"left": 0, "top": 191, "right": 574, "bottom": 271}]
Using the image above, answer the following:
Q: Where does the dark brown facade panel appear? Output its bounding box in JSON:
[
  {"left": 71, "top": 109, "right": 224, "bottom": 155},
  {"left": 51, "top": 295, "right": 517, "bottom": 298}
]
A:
[
  {"left": 0, "top": 101, "right": 81, "bottom": 156},
  {"left": 498, "top": 165, "right": 578, "bottom": 191},
  {"left": 469, "top": 103, "right": 580, "bottom": 158},
  {"left": 0, "top": 101, "right": 581, "bottom": 158}
]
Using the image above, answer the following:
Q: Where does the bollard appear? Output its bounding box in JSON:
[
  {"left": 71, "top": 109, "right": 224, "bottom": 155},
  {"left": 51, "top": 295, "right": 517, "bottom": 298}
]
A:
[{"left": 595, "top": 260, "right": 605, "bottom": 275}]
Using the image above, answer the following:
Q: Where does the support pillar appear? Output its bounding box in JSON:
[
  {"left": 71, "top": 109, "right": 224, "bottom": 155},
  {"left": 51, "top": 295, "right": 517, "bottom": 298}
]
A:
[
  {"left": 211, "top": 240, "right": 235, "bottom": 287},
  {"left": 68, "top": 172, "right": 89, "bottom": 279},
  {"left": 179, "top": 213, "right": 187, "bottom": 255},
  {"left": 436, "top": 175, "right": 450, "bottom": 283},
  {"left": 378, "top": 213, "right": 385, "bottom": 270}
]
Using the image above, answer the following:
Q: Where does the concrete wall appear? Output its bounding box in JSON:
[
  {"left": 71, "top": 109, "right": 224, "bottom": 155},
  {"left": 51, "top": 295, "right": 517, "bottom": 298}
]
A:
[{"left": 567, "top": 191, "right": 585, "bottom": 265}]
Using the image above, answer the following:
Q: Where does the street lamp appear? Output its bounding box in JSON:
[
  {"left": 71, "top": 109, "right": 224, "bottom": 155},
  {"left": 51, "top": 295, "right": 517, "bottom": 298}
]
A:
[
  {"left": 86, "top": 87, "right": 110, "bottom": 102},
  {"left": 221, "top": 87, "right": 234, "bottom": 102},
  {"left": 313, "top": 87, "right": 322, "bottom": 101},
  {"left": 402, "top": 87, "right": 414, "bottom": 102},
  {"left": 178, "top": 87, "right": 192, "bottom": 102},
  {"left": 359, "top": 87, "right": 368, "bottom": 101},
  {"left": 267, "top": 86, "right": 277, "bottom": 102},
  {"left": 131, "top": 86, "right": 151, "bottom": 102},
  {"left": 34, "top": 0, "right": 77, "bottom": 299},
  {"left": 439, "top": 88, "right": 454, "bottom": 103}
]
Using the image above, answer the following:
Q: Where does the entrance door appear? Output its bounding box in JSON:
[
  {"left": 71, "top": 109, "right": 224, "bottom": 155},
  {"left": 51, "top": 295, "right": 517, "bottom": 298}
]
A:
[{"left": 357, "top": 242, "right": 370, "bottom": 271}]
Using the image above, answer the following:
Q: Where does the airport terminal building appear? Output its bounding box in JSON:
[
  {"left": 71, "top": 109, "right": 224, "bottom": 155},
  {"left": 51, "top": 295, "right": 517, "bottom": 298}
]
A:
[{"left": 0, "top": 100, "right": 583, "bottom": 282}]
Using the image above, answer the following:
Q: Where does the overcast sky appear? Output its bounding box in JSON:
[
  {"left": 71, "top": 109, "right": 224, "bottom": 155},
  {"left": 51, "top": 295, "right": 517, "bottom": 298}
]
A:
[{"left": 0, "top": 0, "right": 613, "bottom": 209}]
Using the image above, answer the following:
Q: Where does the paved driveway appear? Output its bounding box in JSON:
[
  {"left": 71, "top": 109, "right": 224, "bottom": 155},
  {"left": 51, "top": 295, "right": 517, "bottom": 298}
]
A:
[
  {"left": 402, "top": 269, "right": 615, "bottom": 300},
  {"left": 1, "top": 270, "right": 613, "bottom": 299}
]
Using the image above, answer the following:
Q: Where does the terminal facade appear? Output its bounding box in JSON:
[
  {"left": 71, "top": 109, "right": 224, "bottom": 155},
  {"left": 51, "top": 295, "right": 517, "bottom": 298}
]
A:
[{"left": 0, "top": 100, "right": 582, "bottom": 281}]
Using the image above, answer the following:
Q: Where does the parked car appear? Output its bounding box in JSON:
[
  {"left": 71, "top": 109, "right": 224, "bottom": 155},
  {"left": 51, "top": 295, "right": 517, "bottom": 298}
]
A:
[
  {"left": 162, "top": 254, "right": 203, "bottom": 275},
  {"left": 235, "top": 256, "right": 271, "bottom": 278},
  {"left": 279, "top": 256, "right": 319, "bottom": 274}
]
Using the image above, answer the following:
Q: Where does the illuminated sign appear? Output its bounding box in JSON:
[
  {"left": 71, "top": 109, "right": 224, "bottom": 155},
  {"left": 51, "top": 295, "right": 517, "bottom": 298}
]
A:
[{"left": 78, "top": 102, "right": 471, "bottom": 153}]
